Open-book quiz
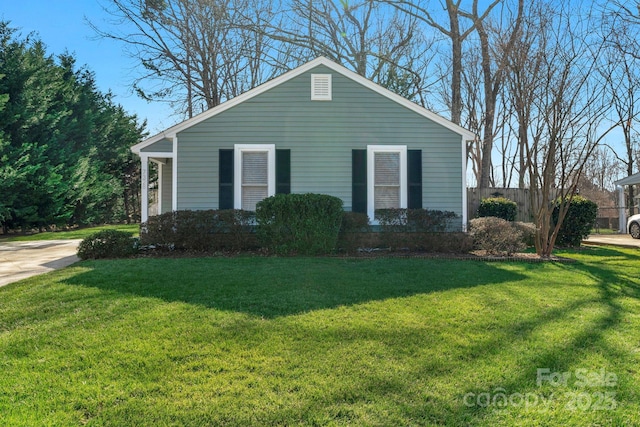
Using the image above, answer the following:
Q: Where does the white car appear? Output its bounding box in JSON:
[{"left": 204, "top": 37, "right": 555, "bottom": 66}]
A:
[{"left": 628, "top": 214, "right": 640, "bottom": 239}]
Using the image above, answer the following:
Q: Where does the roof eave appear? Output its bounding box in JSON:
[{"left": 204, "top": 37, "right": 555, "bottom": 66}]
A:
[{"left": 131, "top": 56, "right": 476, "bottom": 154}]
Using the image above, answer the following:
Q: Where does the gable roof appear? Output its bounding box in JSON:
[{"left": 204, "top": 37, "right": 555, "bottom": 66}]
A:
[{"left": 131, "top": 57, "right": 476, "bottom": 154}]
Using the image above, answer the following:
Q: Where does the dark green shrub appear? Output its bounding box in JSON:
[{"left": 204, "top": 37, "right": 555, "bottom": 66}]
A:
[
  {"left": 406, "top": 209, "right": 460, "bottom": 232},
  {"left": 552, "top": 195, "right": 597, "bottom": 247},
  {"left": 477, "top": 197, "right": 517, "bottom": 221},
  {"left": 469, "top": 217, "right": 525, "bottom": 255},
  {"left": 77, "top": 229, "right": 138, "bottom": 260},
  {"left": 375, "top": 209, "right": 460, "bottom": 233},
  {"left": 140, "top": 210, "right": 257, "bottom": 251},
  {"left": 337, "top": 211, "right": 371, "bottom": 253},
  {"left": 256, "top": 193, "right": 343, "bottom": 255},
  {"left": 375, "top": 208, "right": 461, "bottom": 250}
]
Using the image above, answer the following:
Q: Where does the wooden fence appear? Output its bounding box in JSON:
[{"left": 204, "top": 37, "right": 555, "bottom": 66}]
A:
[
  {"left": 467, "top": 188, "right": 621, "bottom": 230},
  {"left": 467, "top": 188, "right": 534, "bottom": 222}
]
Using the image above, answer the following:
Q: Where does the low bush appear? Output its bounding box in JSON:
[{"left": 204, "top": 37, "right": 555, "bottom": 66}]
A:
[
  {"left": 552, "top": 195, "right": 597, "bottom": 247},
  {"left": 337, "top": 211, "right": 371, "bottom": 253},
  {"left": 469, "top": 217, "right": 525, "bottom": 255},
  {"left": 256, "top": 193, "right": 344, "bottom": 255},
  {"left": 514, "top": 222, "right": 536, "bottom": 247},
  {"left": 140, "top": 210, "right": 257, "bottom": 251},
  {"left": 375, "top": 208, "right": 461, "bottom": 250},
  {"left": 77, "top": 229, "right": 138, "bottom": 260},
  {"left": 477, "top": 197, "right": 517, "bottom": 221}
]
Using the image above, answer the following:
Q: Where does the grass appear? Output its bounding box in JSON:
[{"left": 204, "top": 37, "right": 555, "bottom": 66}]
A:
[
  {"left": 590, "top": 228, "right": 620, "bottom": 235},
  {"left": 1, "top": 247, "right": 639, "bottom": 426},
  {"left": 0, "top": 224, "right": 140, "bottom": 242}
]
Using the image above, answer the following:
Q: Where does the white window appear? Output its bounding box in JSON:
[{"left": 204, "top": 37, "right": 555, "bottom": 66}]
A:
[
  {"left": 367, "top": 145, "right": 407, "bottom": 220},
  {"left": 234, "top": 144, "right": 275, "bottom": 211},
  {"left": 311, "top": 74, "right": 332, "bottom": 100}
]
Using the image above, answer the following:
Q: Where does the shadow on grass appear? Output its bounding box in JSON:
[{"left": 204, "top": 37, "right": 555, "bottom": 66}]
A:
[
  {"left": 446, "top": 246, "right": 640, "bottom": 423},
  {"left": 64, "top": 256, "right": 528, "bottom": 318},
  {"left": 258, "top": 247, "right": 640, "bottom": 424},
  {"left": 48, "top": 249, "right": 640, "bottom": 424}
]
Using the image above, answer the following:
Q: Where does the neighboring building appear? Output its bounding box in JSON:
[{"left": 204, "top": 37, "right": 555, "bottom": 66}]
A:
[{"left": 131, "top": 57, "right": 475, "bottom": 229}]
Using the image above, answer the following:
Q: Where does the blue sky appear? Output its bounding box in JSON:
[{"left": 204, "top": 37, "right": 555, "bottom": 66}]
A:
[
  {"left": 2, "top": 0, "right": 171, "bottom": 134},
  {"left": 1, "top": 0, "right": 629, "bottom": 186}
]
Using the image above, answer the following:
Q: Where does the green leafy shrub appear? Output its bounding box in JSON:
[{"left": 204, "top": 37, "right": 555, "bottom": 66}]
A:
[
  {"left": 477, "top": 197, "right": 517, "bottom": 221},
  {"left": 337, "top": 211, "right": 371, "bottom": 253},
  {"left": 552, "top": 195, "right": 597, "bottom": 247},
  {"left": 469, "top": 217, "right": 525, "bottom": 255},
  {"left": 376, "top": 209, "right": 460, "bottom": 233},
  {"left": 140, "top": 210, "right": 257, "bottom": 251},
  {"left": 256, "top": 193, "right": 343, "bottom": 255},
  {"left": 375, "top": 208, "right": 461, "bottom": 250},
  {"left": 77, "top": 229, "right": 138, "bottom": 260}
]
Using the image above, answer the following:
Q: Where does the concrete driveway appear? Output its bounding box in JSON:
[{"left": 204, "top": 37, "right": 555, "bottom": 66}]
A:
[
  {"left": 583, "top": 234, "right": 640, "bottom": 248},
  {"left": 0, "top": 239, "right": 81, "bottom": 287}
]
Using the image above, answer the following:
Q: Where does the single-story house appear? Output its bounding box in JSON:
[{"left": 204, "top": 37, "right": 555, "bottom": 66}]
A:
[{"left": 131, "top": 57, "right": 476, "bottom": 229}]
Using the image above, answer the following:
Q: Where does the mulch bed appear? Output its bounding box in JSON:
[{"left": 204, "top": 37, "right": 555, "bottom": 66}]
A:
[{"left": 135, "top": 246, "right": 576, "bottom": 263}]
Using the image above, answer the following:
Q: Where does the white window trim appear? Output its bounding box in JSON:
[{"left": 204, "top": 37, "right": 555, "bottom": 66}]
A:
[
  {"left": 367, "top": 145, "right": 407, "bottom": 221},
  {"left": 311, "top": 74, "right": 332, "bottom": 100},
  {"left": 234, "top": 144, "right": 276, "bottom": 210}
]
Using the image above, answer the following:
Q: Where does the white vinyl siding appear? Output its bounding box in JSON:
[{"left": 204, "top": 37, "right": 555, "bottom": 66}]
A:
[
  {"left": 311, "top": 74, "right": 332, "bottom": 100},
  {"left": 367, "top": 145, "right": 407, "bottom": 220},
  {"left": 234, "top": 144, "right": 275, "bottom": 210}
]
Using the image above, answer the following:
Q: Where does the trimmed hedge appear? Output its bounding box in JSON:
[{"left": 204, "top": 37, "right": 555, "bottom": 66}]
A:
[
  {"left": 374, "top": 208, "right": 463, "bottom": 251},
  {"left": 552, "top": 195, "right": 597, "bottom": 247},
  {"left": 256, "top": 193, "right": 344, "bottom": 255},
  {"left": 139, "top": 205, "right": 471, "bottom": 255},
  {"left": 477, "top": 197, "right": 517, "bottom": 221},
  {"left": 376, "top": 208, "right": 459, "bottom": 233},
  {"left": 77, "top": 229, "right": 138, "bottom": 260},
  {"left": 140, "top": 210, "right": 257, "bottom": 251},
  {"left": 337, "top": 211, "right": 371, "bottom": 253}
]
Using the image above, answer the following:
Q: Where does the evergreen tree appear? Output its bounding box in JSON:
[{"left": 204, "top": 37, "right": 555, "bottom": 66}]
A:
[{"left": 0, "top": 22, "right": 145, "bottom": 231}]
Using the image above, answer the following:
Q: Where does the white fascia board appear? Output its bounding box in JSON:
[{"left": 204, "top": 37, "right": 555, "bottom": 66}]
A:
[
  {"left": 461, "top": 136, "right": 468, "bottom": 231},
  {"left": 136, "top": 151, "right": 174, "bottom": 159},
  {"left": 131, "top": 57, "right": 476, "bottom": 154},
  {"left": 614, "top": 171, "right": 640, "bottom": 186},
  {"left": 132, "top": 58, "right": 334, "bottom": 153},
  {"left": 131, "top": 137, "right": 175, "bottom": 155}
]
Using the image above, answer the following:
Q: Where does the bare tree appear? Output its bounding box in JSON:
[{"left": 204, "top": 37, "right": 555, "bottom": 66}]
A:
[
  {"left": 91, "top": 0, "right": 286, "bottom": 119},
  {"left": 520, "top": 5, "right": 616, "bottom": 256},
  {"left": 599, "top": 5, "right": 640, "bottom": 215},
  {"left": 582, "top": 146, "right": 621, "bottom": 193},
  {"left": 383, "top": 0, "right": 498, "bottom": 125},
  {"left": 459, "top": 0, "right": 524, "bottom": 189},
  {"left": 266, "top": 0, "right": 434, "bottom": 104},
  {"left": 503, "top": 1, "right": 550, "bottom": 189}
]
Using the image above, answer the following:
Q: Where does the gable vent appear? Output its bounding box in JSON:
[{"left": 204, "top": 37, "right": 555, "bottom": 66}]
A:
[{"left": 311, "top": 74, "right": 332, "bottom": 101}]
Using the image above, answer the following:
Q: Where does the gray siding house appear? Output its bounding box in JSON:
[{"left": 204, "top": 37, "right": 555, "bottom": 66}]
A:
[{"left": 131, "top": 57, "right": 475, "bottom": 228}]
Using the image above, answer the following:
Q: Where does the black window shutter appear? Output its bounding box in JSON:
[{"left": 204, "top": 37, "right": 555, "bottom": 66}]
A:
[
  {"left": 276, "top": 149, "right": 291, "bottom": 194},
  {"left": 219, "top": 149, "right": 234, "bottom": 209},
  {"left": 352, "top": 149, "right": 367, "bottom": 213},
  {"left": 408, "top": 149, "right": 422, "bottom": 209}
]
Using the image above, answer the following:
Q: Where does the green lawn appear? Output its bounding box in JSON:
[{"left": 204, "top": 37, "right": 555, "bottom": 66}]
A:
[
  {"left": 590, "top": 228, "right": 620, "bottom": 235},
  {"left": 0, "top": 224, "right": 139, "bottom": 242},
  {"left": 1, "top": 248, "right": 639, "bottom": 426}
]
